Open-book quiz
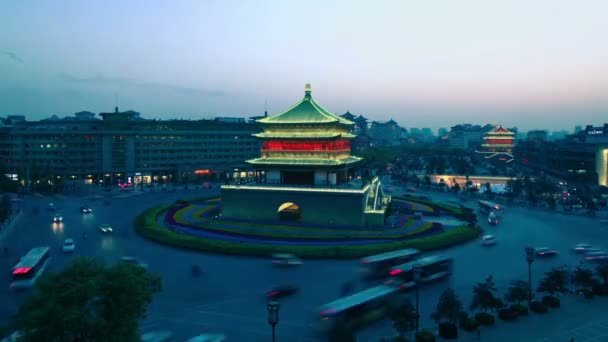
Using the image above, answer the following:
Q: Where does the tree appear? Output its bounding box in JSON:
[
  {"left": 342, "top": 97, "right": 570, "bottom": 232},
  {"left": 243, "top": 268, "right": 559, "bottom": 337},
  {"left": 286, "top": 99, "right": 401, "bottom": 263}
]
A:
[
  {"left": 504, "top": 280, "right": 532, "bottom": 304},
  {"left": 431, "top": 288, "right": 464, "bottom": 324},
  {"left": 328, "top": 321, "right": 356, "bottom": 342},
  {"left": 571, "top": 266, "right": 596, "bottom": 289},
  {"left": 452, "top": 183, "right": 461, "bottom": 193},
  {"left": 388, "top": 299, "right": 417, "bottom": 338},
  {"left": 537, "top": 267, "right": 570, "bottom": 296},
  {"left": 470, "top": 275, "right": 503, "bottom": 312},
  {"left": 596, "top": 263, "right": 608, "bottom": 286},
  {"left": 0, "top": 194, "right": 10, "bottom": 222},
  {"left": 13, "top": 257, "right": 162, "bottom": 342}
]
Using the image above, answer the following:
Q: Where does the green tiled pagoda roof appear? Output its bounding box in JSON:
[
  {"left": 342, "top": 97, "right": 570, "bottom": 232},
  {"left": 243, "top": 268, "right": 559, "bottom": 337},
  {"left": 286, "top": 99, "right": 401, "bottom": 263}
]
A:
[
  {"left": 246, "top": 156, "right": 362, "bottom": 166},
  {"left": 258, "top": 85, "right": 353, "bottom": 125},
  {"left": 253, "top": 132, "right": 356, "bottom": 139}
]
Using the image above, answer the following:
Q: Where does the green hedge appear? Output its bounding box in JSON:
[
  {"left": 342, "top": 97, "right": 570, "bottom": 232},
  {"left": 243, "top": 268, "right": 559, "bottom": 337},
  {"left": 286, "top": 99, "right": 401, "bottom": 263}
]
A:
[{"left": 133, "top": 204, "right": 482, "bottom": 259}]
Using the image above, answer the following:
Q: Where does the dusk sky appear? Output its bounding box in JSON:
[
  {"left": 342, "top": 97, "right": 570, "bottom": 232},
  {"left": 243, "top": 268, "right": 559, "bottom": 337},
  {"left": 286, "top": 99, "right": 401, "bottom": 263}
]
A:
[{"left": 1, "top": 0, "right": 607, "bottom": 131}]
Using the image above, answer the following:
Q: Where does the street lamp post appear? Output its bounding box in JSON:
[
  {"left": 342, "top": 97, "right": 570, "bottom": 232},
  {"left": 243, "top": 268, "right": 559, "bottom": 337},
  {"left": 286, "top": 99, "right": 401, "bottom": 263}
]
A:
[
  {"left": 413, "top": 264, "right": 422, "bottom": 333},
  {"left": 267, "top": 301, "right": 280, "bottom": 342},
  {"left": 525, "top": 246, "right": 535, "bottom": 307}
]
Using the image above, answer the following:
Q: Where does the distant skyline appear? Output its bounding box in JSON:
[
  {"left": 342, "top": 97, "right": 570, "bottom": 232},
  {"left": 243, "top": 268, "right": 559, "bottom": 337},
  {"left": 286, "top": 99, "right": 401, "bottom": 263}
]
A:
[{"left": 1, "top": 0, "right": 607, "bottom": 131}]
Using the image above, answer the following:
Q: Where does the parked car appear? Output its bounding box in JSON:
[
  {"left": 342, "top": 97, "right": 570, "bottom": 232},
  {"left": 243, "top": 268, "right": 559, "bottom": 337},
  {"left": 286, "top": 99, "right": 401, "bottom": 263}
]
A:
[
  {"left": 80, "top": 206, "right": 93, "bottom": 213},
  {"left": 266, "top": 285, "right": 298, "bottom": 299},
  {"left": 535, "top": 247, "right": 559, "bottom": 257},
  {"left": 52, "top": 213, "right": 63, "bottom": 223},
  {"left": 572, "top": 244, "right": 594, "bottom": 253},
  {"left": 271, "top": 253, "right": 302, "bottom": 267},
  {"left": 185, "top": 334, "right": 226, "bottom": 342},
  {"left": 98, "top": 223, "right": 113, "bottom": 233},
  {"left": 62, "top": 238, "right": 76, "bottom": 253},
  {"left": 481, "top": 235, "right": 497, "bottom": 246}
]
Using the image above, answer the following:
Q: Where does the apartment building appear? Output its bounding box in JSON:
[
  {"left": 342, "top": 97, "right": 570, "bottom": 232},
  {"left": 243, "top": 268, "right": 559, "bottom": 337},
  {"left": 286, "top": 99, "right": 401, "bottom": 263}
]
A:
[{"left": 0, "top": 108, "right": 260, "bottom": 187}]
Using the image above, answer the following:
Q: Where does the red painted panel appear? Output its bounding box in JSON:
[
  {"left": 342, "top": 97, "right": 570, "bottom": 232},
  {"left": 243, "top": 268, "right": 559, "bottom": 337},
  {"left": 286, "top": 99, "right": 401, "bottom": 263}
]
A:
[
  {"left": 485, "top": 139, "right": 514, "bottom": 144},
  {"left": 262, "top": 140, "right": 351, "bottom": 151}
]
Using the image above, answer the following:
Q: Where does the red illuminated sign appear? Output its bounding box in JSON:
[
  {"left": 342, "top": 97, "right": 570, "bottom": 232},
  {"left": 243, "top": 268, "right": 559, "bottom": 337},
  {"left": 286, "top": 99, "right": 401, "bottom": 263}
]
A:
[{"left": 194, "top": 169, "right": 211, "bottom": 175}]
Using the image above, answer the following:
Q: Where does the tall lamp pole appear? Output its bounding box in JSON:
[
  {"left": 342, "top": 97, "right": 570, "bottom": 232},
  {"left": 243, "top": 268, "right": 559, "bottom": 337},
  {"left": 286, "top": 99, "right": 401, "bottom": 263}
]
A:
[
  {"left": 267, "top": 301, "right": 280, "bottom": 342},
  {"left": 413, "top": 264, "right": 421, "bottom": 333},
  {"left": 525, "top": 246, "right": 535, "bottom": 307}
]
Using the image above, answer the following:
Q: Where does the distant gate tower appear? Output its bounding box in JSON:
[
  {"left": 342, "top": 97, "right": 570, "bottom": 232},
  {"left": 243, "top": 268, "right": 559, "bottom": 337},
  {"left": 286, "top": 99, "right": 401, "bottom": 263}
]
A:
[
  {"left": 221, "top": 84, "right": 389, "bottom": 226},
  {"left": 475, "top": 125, "right": 515, "bottom": 163}
]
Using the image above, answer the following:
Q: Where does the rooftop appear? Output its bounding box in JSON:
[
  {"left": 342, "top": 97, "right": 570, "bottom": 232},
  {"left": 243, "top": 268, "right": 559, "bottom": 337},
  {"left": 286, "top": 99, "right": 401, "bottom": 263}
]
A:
[{"left": 257, "top": 84, "right": 353, "bottom": 125}]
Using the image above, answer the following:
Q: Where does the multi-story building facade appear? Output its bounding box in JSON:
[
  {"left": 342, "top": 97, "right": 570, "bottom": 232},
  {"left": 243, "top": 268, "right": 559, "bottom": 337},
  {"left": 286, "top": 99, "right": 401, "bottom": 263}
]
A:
[
  {"left": 368, "top": 119, "right": 406, "bottom": 146},
  {"left": 514, "top": 125, "right": 608, "bottom": 184},
  {"left": 448, "top": 124, "right": 493, "bottom": 150},
  {"left": 0, "top": 108, "right": 260, "bottom": 188}
]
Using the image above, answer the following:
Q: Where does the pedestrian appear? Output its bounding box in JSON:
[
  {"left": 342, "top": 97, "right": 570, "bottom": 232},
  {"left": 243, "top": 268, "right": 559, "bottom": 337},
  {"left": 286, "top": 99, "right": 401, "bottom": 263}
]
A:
[
  {"left": 570, "top": 338, "right": 574, "bottom": 342},
  {"left": 477, "top": 328, "right": 480, "bottom": 340}
]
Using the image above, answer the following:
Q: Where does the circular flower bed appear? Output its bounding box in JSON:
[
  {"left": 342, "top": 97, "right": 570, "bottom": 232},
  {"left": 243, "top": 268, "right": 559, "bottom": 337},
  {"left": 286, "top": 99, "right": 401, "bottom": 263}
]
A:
[{"left": 134, "top": 196, "right": 481, "bottom": 258}]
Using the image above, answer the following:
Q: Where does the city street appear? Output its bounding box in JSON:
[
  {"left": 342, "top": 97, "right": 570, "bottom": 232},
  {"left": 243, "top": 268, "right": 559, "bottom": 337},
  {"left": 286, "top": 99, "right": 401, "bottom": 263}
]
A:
[{"left": 2, "top": 188, "right": 608, "bottom": 341}]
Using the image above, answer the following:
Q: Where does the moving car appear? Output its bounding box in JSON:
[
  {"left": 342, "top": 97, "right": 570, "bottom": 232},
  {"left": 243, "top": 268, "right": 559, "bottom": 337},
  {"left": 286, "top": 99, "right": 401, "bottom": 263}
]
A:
[
  {"left": 140, "top": 330, "right": 173, "bottom": 342},
  {"left": 48, "top": 203, "right": 56, "bottom": 211},
  {"left": 52, "top": 213, "right": 63, "bottom": 223},
  {"left": 271, "top": 253, "right": 302, "bottom": 267},
  {"left": 80, "top": 206, "right": 93, "bottom": 214},
  {"left": 573, "top": 244, "right": 593, "bottom": 253},
  {"left": 119, "top": 256, "right": 148, "bottom": 269},
  {"left": 584, "top": 250, "right": 608, "bottom": 263},
  {"left": 488, "top": 212, "right": 499, "bottom": 225},
  {"left": 535, "top": 247, "right": 559, "bottom": 257},
  {"left": 481, "top": 235, "right": 497, "bottom": 246},
  {"left": 185, "top": 334, "right": 226, "bottom": 342},
  {"left": 266, "top": 285, "right": 298, "bottom": 299},
  {"left": 62, "top": 238, "right": 75, "bottom": 253},
  {"left": 98, "top": 224, "right": 113, "bottom": 233}
]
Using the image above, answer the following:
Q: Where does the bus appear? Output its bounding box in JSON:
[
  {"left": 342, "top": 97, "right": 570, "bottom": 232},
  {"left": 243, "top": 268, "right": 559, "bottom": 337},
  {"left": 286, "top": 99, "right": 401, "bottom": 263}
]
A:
[
  {"left": 10, "top": 247, "right": 51, "bottom": 290},
  {"left": 388, "top": 255, "right": 453, "bottom": 284},
  {"left": 478, "top": 200, "right": 501, "bottom": 214},
  {"left": 317, "top": 284, "right": 402, "bottom": 332},
  {"left": 359, "top": 248, "right": 420, "bottom": 279}
]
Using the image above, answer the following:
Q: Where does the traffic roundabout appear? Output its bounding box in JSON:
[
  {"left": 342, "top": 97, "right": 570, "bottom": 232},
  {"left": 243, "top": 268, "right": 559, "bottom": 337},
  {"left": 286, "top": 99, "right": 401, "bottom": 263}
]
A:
[{"left": 134, "top": 196, "right": 481, "bottom": 258}]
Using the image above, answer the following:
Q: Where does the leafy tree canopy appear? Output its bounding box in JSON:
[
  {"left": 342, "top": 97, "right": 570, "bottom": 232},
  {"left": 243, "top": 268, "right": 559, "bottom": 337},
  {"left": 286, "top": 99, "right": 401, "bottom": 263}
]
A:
[
  {"left": 470, "top": 275, "right": 503, "bottom": 312},
  {"left": 13, "top": 257, "right": 162, "bottom": 342},
  {"left": 504, "top": 280, "right": 531, "bottom": 304},
  {"left": 431, "top": 288, "right": 464, "bottom": 324},
  {"left": 388, "top": 299, "right": 417, "bottom": 338},
  {"left": 571, "top": 266, "right": 596, "bottom": 288},
  {"left": 595, "top": 263, "right": 608, "bottom": 286},
  {"left": 537, "top": 267, "right": 570, "bottom": 296}
]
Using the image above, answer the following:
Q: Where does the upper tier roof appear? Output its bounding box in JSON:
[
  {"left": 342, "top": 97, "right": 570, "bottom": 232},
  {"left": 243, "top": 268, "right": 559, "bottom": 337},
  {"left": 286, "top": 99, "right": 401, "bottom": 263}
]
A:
[{"left": 257, "top": 84, "right": 354, "bottom": 125}]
